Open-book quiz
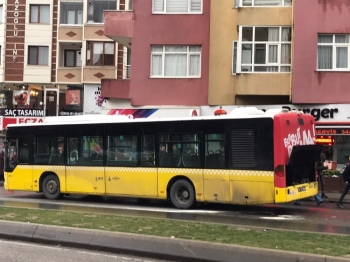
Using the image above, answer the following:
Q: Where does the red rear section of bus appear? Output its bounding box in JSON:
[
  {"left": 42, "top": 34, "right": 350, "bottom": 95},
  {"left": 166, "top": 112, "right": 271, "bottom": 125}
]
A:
[{"left": 273, "top": 112, "right": 321, "bottom": 202}]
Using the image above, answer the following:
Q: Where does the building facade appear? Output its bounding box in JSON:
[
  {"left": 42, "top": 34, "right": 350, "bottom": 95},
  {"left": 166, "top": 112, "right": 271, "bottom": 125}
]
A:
[
  {"left": 103, "top": 0, "right": 210, "bottom": 106},
  {"left": 0, "top": 0, "right": 130, "bottom": 117},
  {"left": 291, "top": 0, "right": 350, "bottom": 166},
  {"left": 103, "top": 0, "right": 293, "bottom": 107},
  {"left": 209, "top": 0, "right": 292, "bottom": 106},
  {"left": 292, "top": 0, "right": 350, "bottom": 104}
]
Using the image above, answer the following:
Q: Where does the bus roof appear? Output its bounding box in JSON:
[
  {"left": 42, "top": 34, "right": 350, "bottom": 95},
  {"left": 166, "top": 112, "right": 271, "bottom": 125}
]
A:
[{"left": 6, "top": 107, "right": 304, "bottom": 128}]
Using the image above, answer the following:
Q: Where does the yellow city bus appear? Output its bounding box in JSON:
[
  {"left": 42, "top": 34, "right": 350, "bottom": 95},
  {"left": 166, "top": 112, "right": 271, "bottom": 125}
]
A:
[{"left": 4, "top": 108, "right": 321, "bottom": 209}]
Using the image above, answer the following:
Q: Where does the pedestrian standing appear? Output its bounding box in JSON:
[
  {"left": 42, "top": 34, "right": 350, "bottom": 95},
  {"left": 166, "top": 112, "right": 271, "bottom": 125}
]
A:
[
  {"left": 317, "top": 152, "right": 328, "bottom": 199},
  {"left": 337, "top": 161, "right": 350, "bottom": 208},
  {"left": 0, "top": 151, "right": 4, "bottom": 181}
]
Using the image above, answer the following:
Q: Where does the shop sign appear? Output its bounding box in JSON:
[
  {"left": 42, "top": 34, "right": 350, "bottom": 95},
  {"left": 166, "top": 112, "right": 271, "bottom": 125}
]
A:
[
  {"left": 13, "top": 0, "right": 19, "bottom": 61},
  {"left": 0, "top": 109, "right": 45, "bottom": 117},
  {"left": 316, "top": 128, "right": 350, "bottom": 135},
  {"left": 1, "top": 117, "right": 45, "bottom": 130},
  {"left": 200, "top": 104, "right": 350, "bottom": 123}
]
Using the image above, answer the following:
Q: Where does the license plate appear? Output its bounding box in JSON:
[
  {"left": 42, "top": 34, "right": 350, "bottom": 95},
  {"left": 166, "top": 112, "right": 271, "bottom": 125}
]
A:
[{"left": 298, "top": 186, "right": 306, "bottom": 192}]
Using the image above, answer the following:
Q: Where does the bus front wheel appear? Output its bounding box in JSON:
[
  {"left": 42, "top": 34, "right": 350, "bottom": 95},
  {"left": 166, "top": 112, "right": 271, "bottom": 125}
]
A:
[
  {"left": 42, "top": 175, "right": 61, "bottom": 200},
  {"left": 170, "top": 179, "right": 195, "bottom": 209}
]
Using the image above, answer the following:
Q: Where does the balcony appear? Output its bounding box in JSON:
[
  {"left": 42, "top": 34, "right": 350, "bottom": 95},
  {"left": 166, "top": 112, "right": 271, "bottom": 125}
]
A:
[
  {"left": 101, "top": 78, "right": 131, "bottom": 99},
  {"left": 57, "top": 68, "right": 82, "bottom": 84},
  {"left": 104, "top": 11, "right": 134, "bottom": 48}
]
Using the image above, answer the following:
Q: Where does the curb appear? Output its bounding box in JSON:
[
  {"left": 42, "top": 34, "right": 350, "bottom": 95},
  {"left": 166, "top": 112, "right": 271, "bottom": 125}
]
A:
[{"left": 0, "top": 221, "right": 349, "bottom": 262}]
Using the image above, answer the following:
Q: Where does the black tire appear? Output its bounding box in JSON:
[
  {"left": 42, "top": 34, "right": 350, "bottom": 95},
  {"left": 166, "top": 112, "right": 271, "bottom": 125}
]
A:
[
  {"left": 170, "top": 179, "right": 195, "bottom": 209},
  {"left": 42, "top": 175, "right": 61, "bottom": 200}
]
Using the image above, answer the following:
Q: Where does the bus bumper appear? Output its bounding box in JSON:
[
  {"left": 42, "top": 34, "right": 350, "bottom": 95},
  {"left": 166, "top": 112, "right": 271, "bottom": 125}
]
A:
[{"left": 275, "top": 182, "right": 319, "bottom": 203}]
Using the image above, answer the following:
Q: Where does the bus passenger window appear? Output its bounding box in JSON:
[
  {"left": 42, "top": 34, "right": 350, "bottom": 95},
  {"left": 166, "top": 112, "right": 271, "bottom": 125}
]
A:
[
  {"left": 141, "top": 135, "right": 155, "bottom": 167},
  {"left": 159, "top": 144, "right": 169, "bottom": 167},
  {"left": 68, "top": 138, "right": 79, "bottom": 165},
  {"left": 205, "top": 134, "right": 225, "bottom": 169},
  {"left": 107, "top": 135, "right": 137, "bottom": 167}
]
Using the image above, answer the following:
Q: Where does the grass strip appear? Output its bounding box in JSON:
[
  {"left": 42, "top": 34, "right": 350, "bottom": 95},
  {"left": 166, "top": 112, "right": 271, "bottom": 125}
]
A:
[{"left": 0, "top": 206, "right": 349, "bottom": 257}]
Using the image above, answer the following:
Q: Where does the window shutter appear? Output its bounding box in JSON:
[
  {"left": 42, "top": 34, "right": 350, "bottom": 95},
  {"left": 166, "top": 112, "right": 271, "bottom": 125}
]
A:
[
  {"left": 38, "top": 47, "right": 49, "bottom": 65},
  {"left": 167, "top": 0, "right": 188, "bottom": 13},
  {"left": 76, "top": 51, "right": 82, "bottom": 66},
  {"left": 232, "top": 41, "right": 237, "bottom": 74},
  {"left": 40, "top": 5, "right": 50, "bottom": 24},
  {"left": 153, "top": 0, "right": 164, "bottom": 12},
  {"left": 29, "top": 47, "right": 38, "bottom": 64},
  {"left": 254, "top": 0, "right": 282, "bottom": 6},
  {"left": 30, "top": 6, "right": 39, "bottom": 23},
  {"left": 66, "top": 51, "right": 75, "bottom": 67},
  {"left": 190, "top": 0, "right": 201, "bottom": 12}
]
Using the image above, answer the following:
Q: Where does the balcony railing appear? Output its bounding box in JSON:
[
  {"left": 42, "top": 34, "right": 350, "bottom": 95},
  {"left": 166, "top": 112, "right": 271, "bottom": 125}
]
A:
[{"left": 126, "top": 65, "right": 131, "bottom": 79}]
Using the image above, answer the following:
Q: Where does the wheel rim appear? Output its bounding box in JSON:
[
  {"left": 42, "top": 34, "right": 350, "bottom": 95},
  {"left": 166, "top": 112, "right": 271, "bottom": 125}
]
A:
[
  {"left": 175, "top": 186, "right": 190, "bottom": 204},
  {"left": 46, "top": 180, "right": 58, "bottom": 195}
]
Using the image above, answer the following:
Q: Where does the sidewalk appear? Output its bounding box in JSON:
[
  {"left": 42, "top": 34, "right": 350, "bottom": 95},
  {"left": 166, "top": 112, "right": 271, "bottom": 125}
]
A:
[
  {"left": 300, "top": 192, "right": 350, "bottom": 205},
  {"left": 0, "top": 220, "right": 349, "bottom": 262}
]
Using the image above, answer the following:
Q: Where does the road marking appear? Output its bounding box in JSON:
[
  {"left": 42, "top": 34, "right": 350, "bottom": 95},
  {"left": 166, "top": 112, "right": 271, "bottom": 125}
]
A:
[{"left": 260, "top": 215, "right": 304, "bottom": 221}]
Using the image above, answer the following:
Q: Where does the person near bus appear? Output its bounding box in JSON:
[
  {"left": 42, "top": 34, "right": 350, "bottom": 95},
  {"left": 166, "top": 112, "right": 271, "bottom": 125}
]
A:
[
  {"left": 0, "top": 151, "right": 4, "bottom": 181},
  {"left": 294, "top": 152, "right": 327, "bottom": 206},
  {"left": 159, "top": 144, "right": 169, "bottom": 166},
  {"left": 171, "top": 144, "right": 182, "bottom": 167},
  {"left": 337, "top": 160, "right": 350, "bottom": 208},
  {"left": 317, "top": 152, "right": 328, "bottom": 199}
]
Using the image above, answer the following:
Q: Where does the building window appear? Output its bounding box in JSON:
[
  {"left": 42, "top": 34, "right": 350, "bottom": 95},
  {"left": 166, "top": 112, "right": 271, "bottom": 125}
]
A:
[
  {"left": 30, "top": 5, "right": 50, "bottom": 24},
  {"left": 65, "top": 50, "right": 82, "bottom": 67},
  {"left": 151, "top": 45, "right": 201, "bottom": 77},
  {"left": 153, "top": 0, "right": 202, "bottom": 14},
  {"left": 86, "top": 42, "right": 115, "bottom": 66},
  {"left": 317, "top": 34, "right": 350, "bottom": 70},
  {"left": 87, "top": 0, "right": 116, "bottom": 23},
  {"left": 60, "top": 2, "right": 83, "bottom": 25},
  {"left": 239, "top": 0, "right": 292, "bottom": 6},
  {"left": 126, "top": 48, "right": 131, "bottom": 78},
  {"left": 28, "top": 46, "right": 49, "bottom": 65},
  {"left": 237, "top": 26, "right": 291, "bottom": 73},
  {"left": 0, "top": 5, "right": 3, "bottom": 23},
  {"left": 232, "top": 41, "right": 237, "bottom": 75}
]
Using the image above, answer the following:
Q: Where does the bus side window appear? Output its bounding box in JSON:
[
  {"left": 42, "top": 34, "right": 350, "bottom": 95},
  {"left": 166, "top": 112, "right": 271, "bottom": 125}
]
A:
[
  {"left": 18, "top": 137, "right": 30, "bottom": 164},
  {"left": 141, "top": 135, "right": 155, "bottom": 167},
  {"left": 68, "top": 137, "right": 79, "bottom": 165},
  {"left": 205, "top": 134, "right": 225, "bottom": 169}
]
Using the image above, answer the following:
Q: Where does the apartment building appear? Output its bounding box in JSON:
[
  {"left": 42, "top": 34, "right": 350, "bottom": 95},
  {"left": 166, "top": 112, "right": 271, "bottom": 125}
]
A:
[
  {"left": 208, "top": 0, "right": 292, "bottom": 106},
  {"left": 292, "top": 0, "right": 350, "bottom": 104},
  {"left": 103, "top": 0, "right": 210, "bottom": 106},
  {"left": 0, "top": 0, "right": 128, "bottom": 116},
  {"left": 102, "top": 0, "right": 292, "bottom": 107}
]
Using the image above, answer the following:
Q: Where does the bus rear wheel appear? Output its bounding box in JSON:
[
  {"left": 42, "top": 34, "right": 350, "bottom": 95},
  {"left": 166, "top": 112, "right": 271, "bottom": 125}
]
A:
[
  {"left": 42, "top": 175, "right": 61, "bottom": 200},
  {"left": 170, "top": 179, "right": 195, "bottom": 209}
]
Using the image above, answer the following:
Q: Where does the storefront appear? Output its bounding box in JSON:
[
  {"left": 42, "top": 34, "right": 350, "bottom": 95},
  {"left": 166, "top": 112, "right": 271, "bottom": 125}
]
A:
[{"left": 201, "top": 104, "right": 350, "bottom": 167}]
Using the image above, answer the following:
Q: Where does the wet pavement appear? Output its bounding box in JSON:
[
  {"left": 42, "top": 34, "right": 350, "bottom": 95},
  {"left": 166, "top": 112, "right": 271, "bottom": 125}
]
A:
[
  {"left": 1, "top": 184, "right": 350, "bottom": 261},
  {"left": 0, "top": 186, "right": 349, "bottom": 235}
]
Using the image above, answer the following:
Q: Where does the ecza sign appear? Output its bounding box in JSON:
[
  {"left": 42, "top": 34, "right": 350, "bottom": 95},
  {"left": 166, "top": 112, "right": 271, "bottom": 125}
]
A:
[{"left": 18, "top": 118, "right": 44, "bottom": 123}]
